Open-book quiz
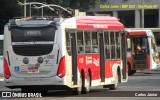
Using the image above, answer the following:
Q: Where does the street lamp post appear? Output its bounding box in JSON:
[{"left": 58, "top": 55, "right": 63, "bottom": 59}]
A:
[
  {"left": 24, "top": 0, "right": 26, "bottom": 17},
  {"left": 42, "top": 7, "right": 43, "bottom": 18},
  {"left": 29, "top": 3, "right": 31, "bottom": 17},
  {"left": 141, "top": 0, "right": 144, "bottom": 28}
]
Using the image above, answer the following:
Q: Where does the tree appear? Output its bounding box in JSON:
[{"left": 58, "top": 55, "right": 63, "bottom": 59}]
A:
[{"left": 0, "top": 0, "right": 21, "bottom": 34}]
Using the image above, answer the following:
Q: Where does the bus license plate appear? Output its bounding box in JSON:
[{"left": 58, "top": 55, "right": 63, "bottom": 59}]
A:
[{"left": 28, "top": 68, "right": 39, "bottom": 73}]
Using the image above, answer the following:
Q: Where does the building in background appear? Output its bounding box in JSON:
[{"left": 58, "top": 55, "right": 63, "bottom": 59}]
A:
[{"left": 87, "top": 0, "right": 160, "bottom": 28}]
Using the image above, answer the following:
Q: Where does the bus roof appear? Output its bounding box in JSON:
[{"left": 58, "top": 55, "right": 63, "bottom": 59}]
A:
[
  {"left": 125, "top": 28, "right": 160, "bottom": 32},
  {"left": 10, "top": 16, "right": 124, "bottom": 30},
  {"left": 65, "top": 16, "right": 124, "bottom": 30},
  {"left": 126, "top": 29, "right": 153, "bottom": 36}
]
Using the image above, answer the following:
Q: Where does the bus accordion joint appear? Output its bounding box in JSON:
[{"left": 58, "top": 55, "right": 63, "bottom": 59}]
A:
[{"left": 57, "top": 56, "right": 66, "bottom": 78}]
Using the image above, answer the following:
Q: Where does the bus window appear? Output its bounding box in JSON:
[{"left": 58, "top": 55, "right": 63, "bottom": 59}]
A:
[
  {"left": 10, "top": 26, "right": 55, "bottom": 56},
  {"left": 84, "top": 31, "right": 91, "bottom": 53},
  {"left": 133, "top": 37, "right": 147, "bottom": 53},
  {"left": 66, "top": 31, "right": 71, "bottom": 55},
  {"left": 116, "top": 32, "right": 121, "bottom": 59},
  {"left": 127, "top": 38, "right": 131, "bottom": 50},
  {"left": 77, "top": 31, "right": 84, "bottom": 54},
  {"left": 92, "top": 32, "right": 98, "bottom": 53},
  {"left": 142, "top": 38, "right": 147, "bottom": 50},
  {"left": 11, "top": 26, "right": 56, "bottom": 42}
]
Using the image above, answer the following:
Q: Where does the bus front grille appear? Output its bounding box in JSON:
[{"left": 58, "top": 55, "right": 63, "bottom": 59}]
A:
[{"left": 12, "top": 44, "right": 53, "bottom": 56}]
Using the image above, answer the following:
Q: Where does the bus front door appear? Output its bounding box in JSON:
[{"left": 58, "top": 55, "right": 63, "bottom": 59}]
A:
[
  {"left": 71, "top": 33, "right": 78, "bottom": 85},
  {"left": 133, "top": 46, "right": 147, "bottom": 70}
]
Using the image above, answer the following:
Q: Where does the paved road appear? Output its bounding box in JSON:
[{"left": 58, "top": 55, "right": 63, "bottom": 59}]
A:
[{"left": 0, "top": 70, "right": 160, "bottom": 100}]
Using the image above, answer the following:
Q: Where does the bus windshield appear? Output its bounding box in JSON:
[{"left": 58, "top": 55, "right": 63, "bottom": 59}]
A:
[
  {"left": 10, "top": 26, "right": 56, "bottom": 42},
  {"left": 133, "top": 37, "right": 148, "bottom": 51}
]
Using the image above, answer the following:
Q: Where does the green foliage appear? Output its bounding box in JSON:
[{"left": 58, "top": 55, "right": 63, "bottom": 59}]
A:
[{"left": 0, "top": 0, "right": 21, "bottom": 34}]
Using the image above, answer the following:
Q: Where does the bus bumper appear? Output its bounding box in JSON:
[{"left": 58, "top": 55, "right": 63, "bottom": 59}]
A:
[{"left": 4, "top": 76, "right": 65, "bottom": 88}]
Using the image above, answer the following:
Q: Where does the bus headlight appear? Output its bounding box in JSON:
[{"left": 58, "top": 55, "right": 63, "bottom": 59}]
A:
[
  {"left": 23, "top": 57, "right": 29, "bottom": 64},
  {"left": 37, "top": 57, "right": 43, "bottom": 63}
]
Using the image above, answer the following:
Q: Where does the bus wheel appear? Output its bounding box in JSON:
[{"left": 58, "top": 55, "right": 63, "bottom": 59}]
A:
[
  {"left": 128, "top": 63, "right": 136, "bottom": 75},
  {"left": 130, "top": 70, "right": 136, "bottom": 75},
  {"left": 83, "top": 72, "right": 91, "bottom": 94},
  {"left": 72, "top": 74, "right": 82, "bottom": 95},
  {"left": 109, "top": 71, "right": 119, "bottom": 90}
]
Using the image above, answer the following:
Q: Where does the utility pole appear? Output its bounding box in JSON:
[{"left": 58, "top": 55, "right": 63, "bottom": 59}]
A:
[
  {"left": 24, "top": 0, "right": 26, "bottom": 17},
  {"left": 141, "top": 0, "right": 144, "bottom": 28},
  {"left": 42, "top": 6, "right": 43, "bottom": 18}
]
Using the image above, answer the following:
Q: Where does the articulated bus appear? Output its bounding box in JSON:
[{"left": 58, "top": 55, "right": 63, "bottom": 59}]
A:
[
  {"left": 4, "top": 16, "right": 128, "bottom": 94},
  {"left": 0, "top": 35, "right": 4, "bottom": 74},
  {"left": 126, "top": 29, "right": 159, "bottom": 75}
]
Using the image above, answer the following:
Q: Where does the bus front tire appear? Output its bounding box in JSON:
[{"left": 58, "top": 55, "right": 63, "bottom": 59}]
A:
[
  {"left": 72, "top": 75, "right": 83, "bottom": 95},
  {"left": 83, "top": 72, "right": 91, "bottom": 94},
  {"left": 128, "top": 63, "right": 136, "bottom": 75},
  {"left": 129, "top": 70, "right": 136, "bottom": 75},
  {"left": 109, "top": 71, "right": 119, "bottom": 90},
  {"left": 103, "top": 71, "right": 119, "bottom": 90}
]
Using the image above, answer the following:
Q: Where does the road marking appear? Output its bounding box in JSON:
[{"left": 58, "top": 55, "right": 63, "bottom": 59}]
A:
[{"left": 0, "top": 79, "right": 4, "bottom": 81}]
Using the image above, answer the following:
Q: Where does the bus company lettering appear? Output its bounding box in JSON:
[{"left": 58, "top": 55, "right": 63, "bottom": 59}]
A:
[
  {"left": 86, "top": 56, "right": 92, "bottom": 65},
  {"left": 79, "top": 58, "right": 84, "bottom": 63},
  {"left": 24, "top": 30, "right": 41, "bottom": 36},
  {"left": 93, "top": 58, "right": 99, "bottom": 66},
  {"left": 86, "top": 56, "right": 99, "bottom": 66},
  {"left": 47, "top": 55, "right": 54, "bottom": 59},
  {"left": 93, "top": 24, "right": 108, "bottom": 29}
]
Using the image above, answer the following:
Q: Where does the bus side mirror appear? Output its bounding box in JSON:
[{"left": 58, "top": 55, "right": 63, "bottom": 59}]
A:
[{"left": 127, "top": 38, "right": 131, "bottom": 49}]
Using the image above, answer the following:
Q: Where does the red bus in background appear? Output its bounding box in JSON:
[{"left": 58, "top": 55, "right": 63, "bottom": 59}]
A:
[{"left": 126, "top": 29, "right": 159, "bottom": 75}]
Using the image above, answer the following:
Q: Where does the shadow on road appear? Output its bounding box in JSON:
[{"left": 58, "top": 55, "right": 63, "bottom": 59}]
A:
[
  {"left": 129, "top": 71, "right": 160, "bottom": 77},
  {"left": 42, "top": 88, "right": 109, "bottom": 97}
]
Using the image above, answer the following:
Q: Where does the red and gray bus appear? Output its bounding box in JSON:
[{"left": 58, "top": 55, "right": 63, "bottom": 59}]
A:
[{"left": 3, "top": 16, "right": 128, "bottom": 94}]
